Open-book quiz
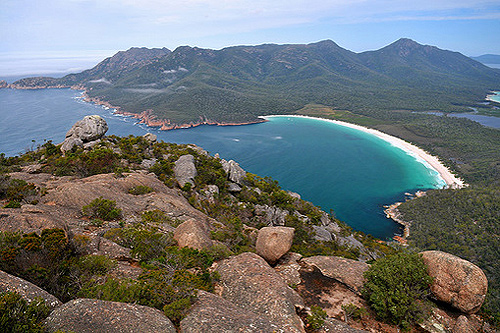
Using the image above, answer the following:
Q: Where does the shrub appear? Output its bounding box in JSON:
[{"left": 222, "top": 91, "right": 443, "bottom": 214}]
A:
[
  {"left": 362, "top": 251, "right": 433, "bottom": 330},
  {"left": 82, "top": 197, "right": 122, "bottom": 221},
  {"left": 0, "top": 292, "right": 51, "bottom": 333},
  {"left": 306, "top": 305, "right": 327, "bottom": 331},
  {"left": 128, "top": 185, "right": 153, "bottom": 195}
]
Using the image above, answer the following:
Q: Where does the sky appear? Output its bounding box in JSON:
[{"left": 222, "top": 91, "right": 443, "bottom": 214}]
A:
[{"left": 1, "top": 0, "right": 500, "bottom": 76}]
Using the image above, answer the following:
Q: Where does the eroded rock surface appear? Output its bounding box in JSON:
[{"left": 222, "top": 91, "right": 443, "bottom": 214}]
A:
[
  {"left": 181, "top": 290, "right": 279, "bottom": 332},
  {"left": 256, "top": 226, "right": 294, "bottom": 264},
  {"left": 301, "top": 256, "right": 369, "bottom": 294},
  {"left": 214, "top": 252, "right": 305, "bottom": 332},
  {"left": 421, "top": 251, "right": 488, "bottom": 314},
  {"left": 44, "top": 298, "right": 175, "bottom": 333},
  {"left": 0, "top": 270, "right": 62, "bottom": 309}
]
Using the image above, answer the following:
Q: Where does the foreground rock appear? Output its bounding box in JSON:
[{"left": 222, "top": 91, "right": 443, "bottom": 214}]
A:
[
  {"left": 421, "top": 251, "right": 488, "bottom": 314},
  {"left": 256, "top": 226, "right": 294, "bottom": 264},
  {"left": 174, "top": 154, "right": 197, "bottom": 188},
  {"left": 173, "top": 218, "right": 213, "bottom": 250},
  {"left": 61, "top": 115, "right": 108, "bottom": 152},
  {"left": 301, "top": 256, "right": 369, "bottom": 294},
  {"left": 44, "top": 298, "right": 175, "bottom": 333},
  {"left": 215, "top": 252, "right": 305, "bottom": 332},
  {"left": 181, "top": 290, "right": 279, "bottom": 332},
  {"left": 0, "top": 270, "right": 62, "bottom": 309}
]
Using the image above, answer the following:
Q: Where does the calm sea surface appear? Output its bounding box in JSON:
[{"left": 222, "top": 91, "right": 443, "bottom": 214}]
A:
[{"left": 0, "top": 88, "right": 447, "bottom": 239}]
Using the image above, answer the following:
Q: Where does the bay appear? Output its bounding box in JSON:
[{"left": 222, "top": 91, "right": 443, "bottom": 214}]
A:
[{"left": 0, "top": 88, "right": 444, "bottom": 239}]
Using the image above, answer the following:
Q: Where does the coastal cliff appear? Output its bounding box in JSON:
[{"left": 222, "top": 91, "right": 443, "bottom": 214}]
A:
[{"left": 0, "top": 117, "right": 494, "bottom": 332}]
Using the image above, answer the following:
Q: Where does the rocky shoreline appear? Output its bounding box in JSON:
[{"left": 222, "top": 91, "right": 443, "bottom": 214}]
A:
[{"left": 383, "top": 190, "right": 426, "bottom": 242}]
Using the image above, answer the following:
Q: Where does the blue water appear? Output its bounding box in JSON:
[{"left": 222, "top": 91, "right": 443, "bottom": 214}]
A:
[{"left": 0, "top": 88, "right": 445, "bottom": 239}]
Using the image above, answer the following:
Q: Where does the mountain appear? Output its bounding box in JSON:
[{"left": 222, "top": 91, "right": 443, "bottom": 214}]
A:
[
  {"left": 472, "top": 54, "right": 500, "bottom": 65},
  {"left": 10, "top": 39, "right": 500, "bottom": 126}
]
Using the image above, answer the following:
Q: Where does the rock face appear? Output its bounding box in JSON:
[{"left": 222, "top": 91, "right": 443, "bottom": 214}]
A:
[
  {"left": 61, "top": 115, "right": 108, "bottom": 152},
  {"left": 256, "top": 226, "right": 294, "bottom": 264},
  {"left": 0, "top": 270, "right": 62, "bottom": 309},
  {"left": 174, "top": 154, "right": 197, "bottom": 188},
  {"left": 421, "top": 251, "right": 488, "bottom": 314},
  {"left": 215, "top": 252, "right": 305, "bottom": 332},
  {"left": 301, "top": 256, "right": 369, "bottom": 294},
  {"left": 181, "top": 290, "right": 279, "bottom": 332},
  {"left": 44, "top": 298, "right": 175, "bottom": 333},
  {"left": 173, "top": 218, "right": 213, "bottom": 250},
  {"left": 221, "top": 159, "right": 246, "bottom": 185}
]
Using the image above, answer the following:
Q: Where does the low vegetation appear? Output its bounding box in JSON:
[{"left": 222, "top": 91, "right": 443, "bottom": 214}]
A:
[{"left": 362, "top": 251, "right": 434, "bottom": 330}]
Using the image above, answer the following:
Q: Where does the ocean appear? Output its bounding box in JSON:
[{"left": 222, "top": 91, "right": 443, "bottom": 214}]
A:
[{"left": 1, "top": 88, "right": 448, "bottom": 239}]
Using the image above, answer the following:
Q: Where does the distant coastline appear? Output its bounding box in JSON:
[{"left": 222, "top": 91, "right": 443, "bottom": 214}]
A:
[{"left": 260, "top": 115, "right": 465, "bottom": 190}]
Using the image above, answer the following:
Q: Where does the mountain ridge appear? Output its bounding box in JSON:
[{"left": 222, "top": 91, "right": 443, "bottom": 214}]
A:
[{"left": 7, "top": 38, "right": 500, "bottom": 127}]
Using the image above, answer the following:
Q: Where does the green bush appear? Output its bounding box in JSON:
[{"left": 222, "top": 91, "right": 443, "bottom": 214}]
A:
[
  {"left": 306, "top": 305, "right": 327, "bottom": 331},
  {"left": 362, "top": 251, "right": 433, "bottom": 330},
  {"left": 128, "top": 185, "right": 153, "bottom": 195},
  {"left": 0, "top": 292, "right": 51, "bottom": 332},
  {"left": 82, "top": 197, "right": 122, "bottom": 221}
]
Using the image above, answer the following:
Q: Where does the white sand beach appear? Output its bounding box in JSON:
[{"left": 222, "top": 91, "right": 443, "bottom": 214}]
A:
[{"left": 260, "top": 115, "right": 466, "bottom": 189}]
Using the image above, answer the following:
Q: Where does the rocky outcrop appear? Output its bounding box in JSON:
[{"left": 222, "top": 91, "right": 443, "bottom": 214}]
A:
[
  {"left": 173, "top": 218, "right": 213, "bottom": 250},
  {"left": 174, "top": 154, "right": 197, "bottom": 188},
  {"left": 39, "top": 172, "right": 210, "bottom": 223},
  {"left": 301, "top": 256, "right": 369, "bottom": 294},
  {"left": 61, "top": 115, "right": 108, "bottom": 152},
  {"left": 142, "top": 133, "right": 157, "bottom": 142},
  {"left": 421, "top": 251, "right": 488, "bottom": 314},
  {"left": 181, "top": 290, "right": 279, "bottom": 332},
  {"left": 0, "top": 270, "right": 62, "bottom": 309},
  {"left": 214, "top": 252, "right": 305, "bottom": 332},
  {"left": 221, "top": 159, "right": 246, "bottom": 185},
  {"left": 44, "top": 298, "right": 175, "bottom": 333},
  {"left": 0, "top": 80, "right": 8, "bottom": 88},
  {"left": 256, "top": 226, "right": 294, "bottom": 265},
  {"left": 254, "top": 204, "right": 288, "bottom": 226}
]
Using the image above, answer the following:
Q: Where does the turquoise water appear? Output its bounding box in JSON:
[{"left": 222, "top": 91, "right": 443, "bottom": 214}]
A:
[{"left": 0, "top": 88, "right": 444, "bottom": 239}]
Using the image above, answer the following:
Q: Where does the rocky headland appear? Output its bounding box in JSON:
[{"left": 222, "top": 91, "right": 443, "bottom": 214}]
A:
[{"left": 0, "top": 116, "right": 494, "bottom": 332}]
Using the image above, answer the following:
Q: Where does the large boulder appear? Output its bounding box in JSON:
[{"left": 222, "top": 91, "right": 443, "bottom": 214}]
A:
[
  {"left": 301, "top": 256, "right": 369, "bottom": 294},
  {"left": 61, "top": 115, "right": 108, "bottom": 152},
  {"left": 256, "top": 226, "right": 294, "bottom": 264},
  {"left": 180, "top": 290, "right": 279, "bottom": 332},
  {"left": 174, "top": 154, "right": 197, "bottom": 188},
  {"left": 0, "top": 270, "right": 62, "bottom": 309},
  {"left": 214, "top": 252, "right": 305, "bottom": 332},
  {"left": 421, "top": 251, "right": 488, "bottom": 314},
  {"left": 173, "top": 218, "right": 213, "bottom": 250},
  {"left": 44, "top": 298, "right": 175, "bottom": 333}
]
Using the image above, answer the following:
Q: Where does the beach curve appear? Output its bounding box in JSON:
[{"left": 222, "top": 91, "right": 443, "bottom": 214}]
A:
[{"left": 260, "top": 115, "right": 466, "bottom": 189}]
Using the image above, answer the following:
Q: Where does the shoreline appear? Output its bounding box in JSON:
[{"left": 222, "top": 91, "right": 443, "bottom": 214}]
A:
[
  {"left": 260, "top": 115, "right": 465, "bottom": 189},
  {"left": 486, "top": 91, "right": 500, "bottom": 104},
  {"left": 80, "top": 91, "right": 267, "bottom": 130}
]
